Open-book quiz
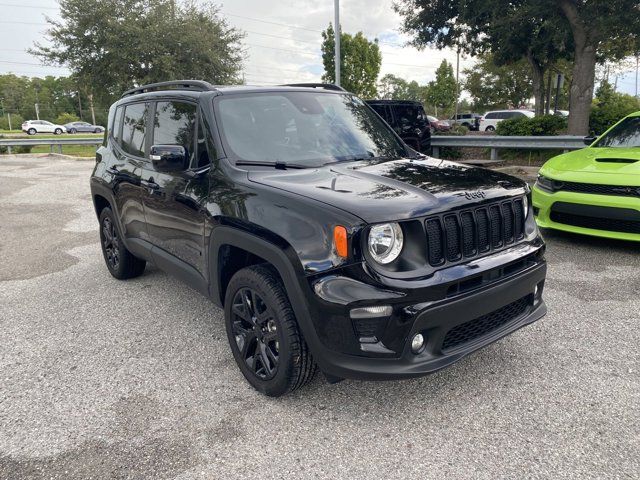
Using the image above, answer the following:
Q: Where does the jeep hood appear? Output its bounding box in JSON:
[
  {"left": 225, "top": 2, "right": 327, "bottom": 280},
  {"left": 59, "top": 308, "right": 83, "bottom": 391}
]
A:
[
  {"left": 248, "top": 157, "right": 526, "bottom": 223},
  {"left": 541, "top": 147, "right": 640, "bottom": 178}
]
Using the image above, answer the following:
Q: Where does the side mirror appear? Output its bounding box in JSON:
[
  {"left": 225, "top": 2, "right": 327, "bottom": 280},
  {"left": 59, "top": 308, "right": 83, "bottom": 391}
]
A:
[
  {"left": 150, "top": 145, "right": 187, "bottom": 172},
  {"left": 583, "top": 136, "right": 596, "bottom": 146}
]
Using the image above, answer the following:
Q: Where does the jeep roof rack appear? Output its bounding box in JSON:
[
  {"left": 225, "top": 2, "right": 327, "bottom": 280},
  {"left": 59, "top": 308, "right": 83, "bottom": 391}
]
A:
[
  {"left": 121, "top": 80, "right": 217, "bottom": 98},
  {"left": 281, "top": 83, "right": 346, "bottom": 92}
]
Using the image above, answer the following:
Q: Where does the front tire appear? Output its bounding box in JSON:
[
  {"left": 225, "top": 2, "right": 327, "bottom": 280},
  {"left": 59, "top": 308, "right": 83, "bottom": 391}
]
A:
[
  {"left": 485, "top": 126, "right": 495, "bottom": 132},
  {"left": 27, "top": 128, "right": 36, "bottom": 135},
  {"left": 224, "top": 265, "right": 316, "bottom": 397},
  {"left": 99, "top": 207, "right": 146, "bottom": 279},
  {"left": 69, "top": 128, "right": 77, "bottom": 134},
  {"left": 54, "top": 128, "right": 62, "bottom": 135}
]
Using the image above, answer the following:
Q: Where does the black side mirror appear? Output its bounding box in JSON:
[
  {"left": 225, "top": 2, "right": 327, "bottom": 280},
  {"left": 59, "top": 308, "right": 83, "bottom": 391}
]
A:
[
  {"left": 583, "top": 136, "right": 596, "bottom": 146},
  {"left": 150, "top": 145, "right": 187, "bottom": 172}
]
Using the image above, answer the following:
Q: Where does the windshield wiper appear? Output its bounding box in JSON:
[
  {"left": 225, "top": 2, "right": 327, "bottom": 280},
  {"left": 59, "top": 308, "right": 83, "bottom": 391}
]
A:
[{"left": 234, "top": 160, "right": 310, "bottom": 170}]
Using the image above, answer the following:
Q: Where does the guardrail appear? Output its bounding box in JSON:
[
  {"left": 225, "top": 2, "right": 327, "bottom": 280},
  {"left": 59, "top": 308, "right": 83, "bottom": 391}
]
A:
[
  {"left": 430, "top": 135, "right": 587, "bottom": 160},
  {"left": 0, "top": 137, "right": 103, "bottom": 154},
  {"left": 0, "top": 135, "right": 587, "bottom": 159}
]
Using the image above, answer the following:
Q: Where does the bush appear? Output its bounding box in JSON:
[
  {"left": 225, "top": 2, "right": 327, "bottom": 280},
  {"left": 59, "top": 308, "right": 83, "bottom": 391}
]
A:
[
  {"left": 0, "top": 113, "right": 24, "bottom": 131},
  {"left": 0, "top": 134, "right": 6, "bottom": 154},
  {"left": 496, "top": 114, "right": 567, "bottom": 136},
  {"left": 589, "top": 89, "right": 640, "bottom": 136},
  {"left": 433, "top": 124, "right": 467, "bottom": 159},
  {"left": 55, "top": 112, "right": 80, "bottom": 125}
]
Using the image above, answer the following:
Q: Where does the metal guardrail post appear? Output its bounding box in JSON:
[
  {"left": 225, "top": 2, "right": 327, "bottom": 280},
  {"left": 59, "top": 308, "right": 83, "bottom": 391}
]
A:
[
  {"left": 432, "top": 146, "right": 440, "bottom": 158},
  {"left": 490, "top": 148, "right": 497, "bottom": 160}
]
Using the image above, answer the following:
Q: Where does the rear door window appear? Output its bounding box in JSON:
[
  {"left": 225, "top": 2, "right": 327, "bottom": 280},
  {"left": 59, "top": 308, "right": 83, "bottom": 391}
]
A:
[
  {"left": 112, "top": 106, "right": 124, "bottom": 145},
  {"left": 121, "top": 103, "right": 148, "bottom": 157}
]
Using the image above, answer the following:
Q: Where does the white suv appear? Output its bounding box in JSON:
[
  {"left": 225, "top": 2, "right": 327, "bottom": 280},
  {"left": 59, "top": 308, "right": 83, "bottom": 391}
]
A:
[
  {"left": 479, "top": 110, "right": 534, "bottom": 132},
  {"left": 21, "top": 120, "right": 67, "bottom": 135}
]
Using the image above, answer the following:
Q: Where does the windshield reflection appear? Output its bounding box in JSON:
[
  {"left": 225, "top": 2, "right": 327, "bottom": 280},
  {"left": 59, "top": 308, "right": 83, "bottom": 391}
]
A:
[
  {"left": 595, "top": 117, "right": 640, "bottom": 148},
  {"left": 216, "top": 92, "right": 406, "bottom": 166}
]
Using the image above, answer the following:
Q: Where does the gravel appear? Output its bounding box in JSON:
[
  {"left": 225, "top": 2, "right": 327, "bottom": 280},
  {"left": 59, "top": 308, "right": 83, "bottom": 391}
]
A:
[{"left": 1, "top": 155, "right": 638, "bottom": 479}]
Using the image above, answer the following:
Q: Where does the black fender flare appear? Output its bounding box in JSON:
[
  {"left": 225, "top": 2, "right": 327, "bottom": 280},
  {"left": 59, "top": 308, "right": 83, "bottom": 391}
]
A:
[{"left": 208, "top": 226, "right": 328, "bottom": 365}]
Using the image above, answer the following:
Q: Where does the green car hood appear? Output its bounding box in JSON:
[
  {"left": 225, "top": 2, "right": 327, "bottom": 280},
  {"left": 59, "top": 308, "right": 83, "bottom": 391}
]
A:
[{"left": 541, "top": 147, "right": 640, "bottom": 180}]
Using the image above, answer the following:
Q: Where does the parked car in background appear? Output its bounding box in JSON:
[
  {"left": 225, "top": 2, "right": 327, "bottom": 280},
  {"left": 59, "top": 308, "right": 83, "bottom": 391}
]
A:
[
  {"left": 450, "top": 113, "right": 481, "bottom": 130},
  {"left": 21, "top": 120, "right": 66, "bottom": 135},
  {"left": 64, "top": 121, "right": 105, "bottom": 134},
  {"left": 533, "top": 110, "right": 640, "bottom": 242},
  {"left": 427, "top": 115, "right": 451, "bottom": 133},
  {"left": 479, "top": 110, "right": 535, "bottom": 132},
  {"left": 365, "top": 99, "right": 431, "bottom": 153}
]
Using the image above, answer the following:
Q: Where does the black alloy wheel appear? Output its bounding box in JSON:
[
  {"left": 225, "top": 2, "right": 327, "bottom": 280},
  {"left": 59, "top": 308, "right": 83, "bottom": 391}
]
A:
[
  {"left": 230, "top": 287, "right": 280, "bottom": 380},
  {"left": 101, "top": 215, "right": 120, "bottom": 271}
]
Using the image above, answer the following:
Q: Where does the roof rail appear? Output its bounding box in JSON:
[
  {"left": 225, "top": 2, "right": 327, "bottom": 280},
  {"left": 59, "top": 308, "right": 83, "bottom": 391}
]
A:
[
  {"left": 281, "top": 83, "right": 346, "bottom": 92},
  {"left": 121, "top": 80, "right": 217, "bottom": 98}
]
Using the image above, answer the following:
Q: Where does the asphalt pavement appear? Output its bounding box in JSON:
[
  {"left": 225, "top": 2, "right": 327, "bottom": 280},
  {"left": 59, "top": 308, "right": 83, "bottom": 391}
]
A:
[{"left": 0, "top": 154, "right": 638, "bottom": 479}]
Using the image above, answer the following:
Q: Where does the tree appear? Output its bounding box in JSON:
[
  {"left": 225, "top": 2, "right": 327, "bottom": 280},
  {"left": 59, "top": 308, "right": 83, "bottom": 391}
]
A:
[
  {"left": 426, "top": 60, "right": 457, "bottom": 116},
  {"left": 378, "top": 74, "right": 426, "bottom": 102},
  {"left": 31, "top": 0, "right": 244, "bottom": 107},
  {"left": 589, "top": 81, "right": 640, "bottom": 134},
  {"left": 463, "top": 54, "right": 533, "bottom": 110},
  {"left": 394, "top": 0, "right": 640, "bottom": 134},
  {"left": 321, "top": 24, "right": 382, "bottom": 98}
]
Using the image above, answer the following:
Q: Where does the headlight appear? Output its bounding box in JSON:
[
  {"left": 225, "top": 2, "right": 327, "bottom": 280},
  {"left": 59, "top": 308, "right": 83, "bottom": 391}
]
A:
[
  {"left": 536, "top": 174, "right": 556, "bottom": 192},
  {"left": 368, "top": 223, "right": 403, "bottom": 264},
  {"left": 522, "top": 195, "right": 529, "bottom": 217}
]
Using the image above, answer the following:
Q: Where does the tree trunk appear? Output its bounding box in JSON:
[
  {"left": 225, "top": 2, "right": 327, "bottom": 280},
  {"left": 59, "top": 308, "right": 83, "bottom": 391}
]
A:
[
  {"left": 559, "top": 0, "right": 598, "bottom": 135},
  {"left": 527, "top": 53, "right": 544, "bottom": 115}
]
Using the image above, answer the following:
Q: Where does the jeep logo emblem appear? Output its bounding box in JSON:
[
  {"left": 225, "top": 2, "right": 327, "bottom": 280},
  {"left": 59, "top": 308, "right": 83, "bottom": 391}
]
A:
[{"left": 461, "top": 191, "right": 486, "bottom": 200}]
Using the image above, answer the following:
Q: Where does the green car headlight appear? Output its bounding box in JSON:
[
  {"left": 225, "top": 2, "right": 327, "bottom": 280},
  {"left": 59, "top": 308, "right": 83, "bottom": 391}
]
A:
[{"left": 536, "top": 174, "right": 558, "bottom": 192}]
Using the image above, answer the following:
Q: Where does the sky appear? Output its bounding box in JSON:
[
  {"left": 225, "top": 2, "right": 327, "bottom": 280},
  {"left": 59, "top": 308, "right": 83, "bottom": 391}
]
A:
[{"left": 0, "top": 0, "right": 638, "bottom": 97}]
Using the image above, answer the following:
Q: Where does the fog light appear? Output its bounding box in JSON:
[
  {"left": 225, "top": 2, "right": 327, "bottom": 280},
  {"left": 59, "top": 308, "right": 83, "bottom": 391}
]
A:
[{"left": 411, "top": 333, "right": 425, "bottom": 354}]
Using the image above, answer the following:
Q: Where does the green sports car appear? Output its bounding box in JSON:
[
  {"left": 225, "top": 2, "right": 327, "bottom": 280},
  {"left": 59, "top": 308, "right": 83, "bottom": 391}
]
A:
[{"left": 533, "top": 111, "right": 640, "bottom": 242}]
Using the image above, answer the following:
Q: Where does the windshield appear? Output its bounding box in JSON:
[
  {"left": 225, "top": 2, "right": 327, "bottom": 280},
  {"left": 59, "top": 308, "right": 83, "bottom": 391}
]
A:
[
  {"left": 594, "top": 116, "right": 640, "bottom": 148},
  {"left": 215, "top": 92, "right": 406, "bottom": 166}
]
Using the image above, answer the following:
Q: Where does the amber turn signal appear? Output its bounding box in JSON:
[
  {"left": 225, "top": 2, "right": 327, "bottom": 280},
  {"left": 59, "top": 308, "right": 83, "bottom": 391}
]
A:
[{"left": 333, "top": 226, "right": 348, "bottom": 258}]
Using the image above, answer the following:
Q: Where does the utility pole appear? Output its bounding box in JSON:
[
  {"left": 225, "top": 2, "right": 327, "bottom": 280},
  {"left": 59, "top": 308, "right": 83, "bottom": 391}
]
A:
[
  {"left": 334, "top": 0, "right": 341, "bottom": 87},
  {"left": 35, "top": 103, "right": 40, "bottom": 120},
  {"left": 88, "top": 93, "right": 96, "bottom": 125},
  {"left": 635, "top": 56, "right": 638, "bottom": 98},
  {"left": 454, "top": 48, "right": 460, "bottom": 125}
]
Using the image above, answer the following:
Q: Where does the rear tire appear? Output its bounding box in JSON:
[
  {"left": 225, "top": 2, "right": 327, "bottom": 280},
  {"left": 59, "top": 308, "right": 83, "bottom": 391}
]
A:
[
  {"left": 99, "top": 207, "right": 146, "bottom": 279},
  {"left": 224, "top": 264, "right": 316, "bottom": 397},
  {"left": 94, "top": 128, "right": 101, "bottom": 133}
]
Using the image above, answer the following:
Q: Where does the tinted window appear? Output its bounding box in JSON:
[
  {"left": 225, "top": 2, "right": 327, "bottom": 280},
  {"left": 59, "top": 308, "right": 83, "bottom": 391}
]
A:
[
  {"left": 111, "top": 107, "right": 124, "bottom": 144},
  {"left": 121, "top": 103, "right": 148, "bottom": 157},
  {"left": 595, "top": 117, "right": 640, "bottom": 147},
  {"left": 217, "top": 92, "right": 405, "bottom": 166},
  {"left": 369, "top": 104, "right": 390, "bottom": 122},
  {"left": 195, "top": 116, "right": 211, "bottom": 169},
  {"left": 153, "top": 101, "right": 196, "bottom": 165},
  {"left": 394, "top": 105, "right": 426, "bottom": 127}
]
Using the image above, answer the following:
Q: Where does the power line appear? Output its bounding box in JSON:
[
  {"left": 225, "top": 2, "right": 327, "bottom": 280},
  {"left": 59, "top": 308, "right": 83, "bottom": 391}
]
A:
[{"left": 0, "top": 60, "right": 66, "bottom": 68}]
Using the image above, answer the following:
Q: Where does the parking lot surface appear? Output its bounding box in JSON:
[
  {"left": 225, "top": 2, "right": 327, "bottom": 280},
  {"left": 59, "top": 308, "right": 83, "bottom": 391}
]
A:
[{"left": 1, "top": 155, "right": 638, "bottom": 479}]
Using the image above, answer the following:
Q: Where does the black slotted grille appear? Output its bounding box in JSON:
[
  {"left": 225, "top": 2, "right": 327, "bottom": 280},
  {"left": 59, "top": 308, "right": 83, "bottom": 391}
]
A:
[
  {"left": 556, "top": 181, "right": 640, "bottom": 198},
  {"left": 442, "top": 296, "right": 530, "bottom": 351},
  {"left": 425, "top": 197, "right": 527, "bottom": 266},
  {"left": 550, "top": 211, "right": 640, "bottom": 234}
]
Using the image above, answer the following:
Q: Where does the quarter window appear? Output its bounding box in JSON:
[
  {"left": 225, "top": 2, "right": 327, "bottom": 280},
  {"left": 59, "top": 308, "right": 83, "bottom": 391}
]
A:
[
  {"left": 121, "top": 103, "right": 148, "bottom": 157},
  {"left": 153, "top": 101, "right": 197, "bottom": 166},
  {"left": 112, "top": 106, "right": 124, "bottom": 145}
]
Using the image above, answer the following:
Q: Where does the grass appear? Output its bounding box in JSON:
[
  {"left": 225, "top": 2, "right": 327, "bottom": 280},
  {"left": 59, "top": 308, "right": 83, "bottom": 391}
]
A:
[{"left": 30, "top": 145, "right": 98, "bottom": 157}]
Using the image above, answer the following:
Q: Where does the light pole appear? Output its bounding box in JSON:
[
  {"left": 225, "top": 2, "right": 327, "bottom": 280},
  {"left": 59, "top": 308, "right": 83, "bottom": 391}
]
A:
[{"left": 334, "top": 0, "right": 341, "bottom": 87}]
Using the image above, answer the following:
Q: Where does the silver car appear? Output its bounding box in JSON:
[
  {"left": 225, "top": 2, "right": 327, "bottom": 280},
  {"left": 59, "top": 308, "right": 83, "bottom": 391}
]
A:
[{"left": 64, "top": 121, "right": 104, "bottom": 134}]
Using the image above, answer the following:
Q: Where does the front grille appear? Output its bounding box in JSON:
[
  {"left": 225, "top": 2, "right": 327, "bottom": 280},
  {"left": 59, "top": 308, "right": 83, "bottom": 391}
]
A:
[
  {"left": 550, "top": 211, "right": 640, "bottom": 234},
  {"left": 442, "top": 296, "right": 530, "bottom": 351},
  {"left": 425, "top": 197, "right": 526, "bottom": 266},
  {"left": 557, "top": 181, "right": 640, "bottom": 198}
]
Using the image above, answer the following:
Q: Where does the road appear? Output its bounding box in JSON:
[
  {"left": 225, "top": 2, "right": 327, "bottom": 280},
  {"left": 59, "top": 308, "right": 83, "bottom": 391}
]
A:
[{"left": 1, "top": 154, "right": 638, "bottom": 479}]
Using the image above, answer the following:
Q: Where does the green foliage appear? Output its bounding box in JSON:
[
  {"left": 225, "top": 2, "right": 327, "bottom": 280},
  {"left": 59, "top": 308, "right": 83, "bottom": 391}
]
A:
[
  {"left": 55, "top": 112, "right": 80, "bottom": 125},
  {"left": 496, "top": 115, "right": 567, "bottom": 136},
  {"left": 464, "top": 54, "right": 533, "bottom": 111},
  {"left": 0, "top": 134, "right": 5, "bottom": 154},
  {"left": 589, "top": 82, "right": 640, "bottom": 135},
  {"left": 426, "top": 60, "right": 456, "bottom": 113},
  {"left": 433, "top": 123, "right": 466, "bottom": 159},
  {"left": 31, "top": 0, "right": 244, "bottom": 106},
  {"left": 0, "top": 113, "right": 24, "bottom": 130},
  {"left": 321, "top": 24, "right": 382, "bottom": 98},
  {"left": 378, "top": 74, "right": 427, "bottom": 102}
]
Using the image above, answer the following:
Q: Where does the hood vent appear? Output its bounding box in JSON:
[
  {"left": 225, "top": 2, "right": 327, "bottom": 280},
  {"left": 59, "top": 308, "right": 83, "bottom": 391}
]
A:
[{"left": 595, "top": 158, "right": 638, "bottom": 164}]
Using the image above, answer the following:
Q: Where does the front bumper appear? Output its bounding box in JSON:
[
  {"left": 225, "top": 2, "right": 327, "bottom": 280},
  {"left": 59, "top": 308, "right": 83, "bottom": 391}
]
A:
[
  {"left": 533, "top": 184, "right": 640, "bottom": 242},
  {"left": 306, "top": 253, "right": 547, "bottom": 381}
]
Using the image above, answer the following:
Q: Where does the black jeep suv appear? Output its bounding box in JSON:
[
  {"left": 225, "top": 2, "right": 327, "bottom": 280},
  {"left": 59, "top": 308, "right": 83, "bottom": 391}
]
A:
[{"left": 91, "top": 80, "right": 547, "bottom": 397}]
